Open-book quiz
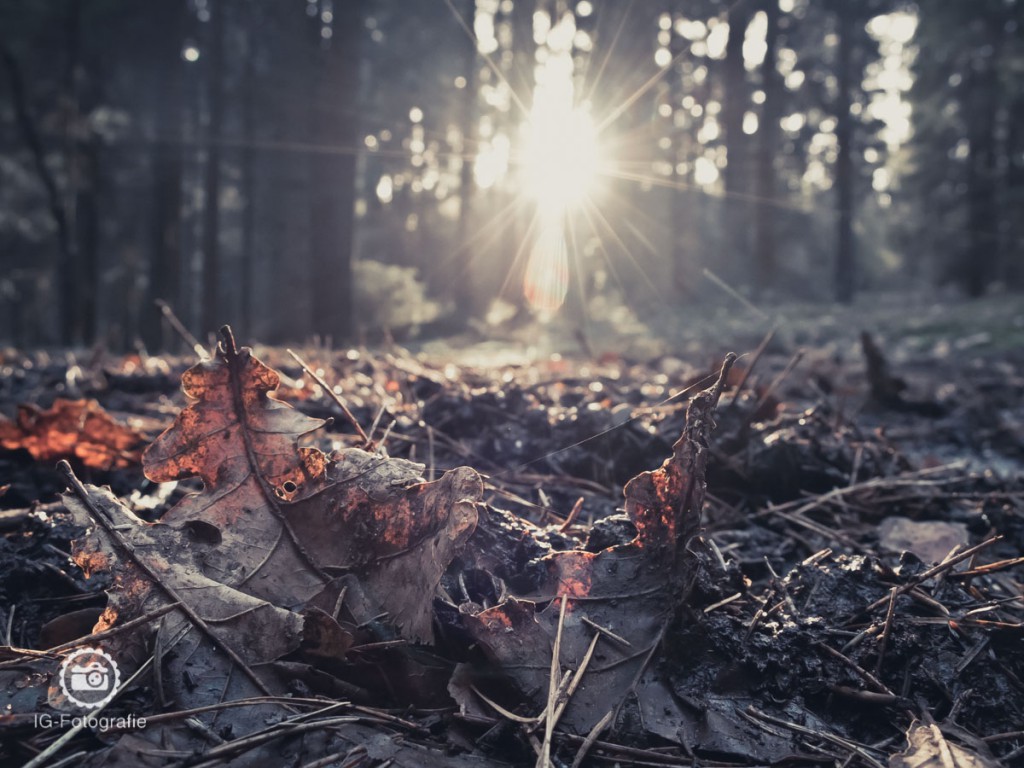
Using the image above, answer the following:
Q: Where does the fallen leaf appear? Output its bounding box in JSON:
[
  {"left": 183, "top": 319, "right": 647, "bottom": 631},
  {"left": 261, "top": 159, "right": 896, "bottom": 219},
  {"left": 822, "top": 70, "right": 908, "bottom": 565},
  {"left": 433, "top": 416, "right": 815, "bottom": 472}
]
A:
[
  {"left": 0, "top": 398, "right": 144, "bottom": 469},
  {"left": 459, "top": 355, "right": 735, "bottom": 735},
  {"left": 142, "top": 330, "right": 333, "bottom": 605},
  {"left": 890, "top": 721, "right": 1000, "bottom": 768}
]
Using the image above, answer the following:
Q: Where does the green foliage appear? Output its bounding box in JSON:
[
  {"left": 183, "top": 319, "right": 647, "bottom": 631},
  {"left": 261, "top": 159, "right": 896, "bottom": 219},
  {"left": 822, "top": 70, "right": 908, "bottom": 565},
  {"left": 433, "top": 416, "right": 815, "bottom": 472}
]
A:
[{"left": 353, "top": 259, "right": 445, "bottom": 333}]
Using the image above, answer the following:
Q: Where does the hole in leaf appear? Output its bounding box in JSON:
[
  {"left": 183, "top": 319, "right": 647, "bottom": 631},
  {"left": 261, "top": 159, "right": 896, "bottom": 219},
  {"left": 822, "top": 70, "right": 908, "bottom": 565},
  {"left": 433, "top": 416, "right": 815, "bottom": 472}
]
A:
[{"left": 184, "top": 520, "right": 222, "bottom": 546}]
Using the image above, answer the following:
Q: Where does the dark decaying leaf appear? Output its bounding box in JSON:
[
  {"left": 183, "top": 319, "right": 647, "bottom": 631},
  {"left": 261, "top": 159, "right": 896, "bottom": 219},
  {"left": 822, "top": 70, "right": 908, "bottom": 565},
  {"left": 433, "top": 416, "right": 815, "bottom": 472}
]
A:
[{"left": 456, "top": 354, "right": 736, "bottom": 735}]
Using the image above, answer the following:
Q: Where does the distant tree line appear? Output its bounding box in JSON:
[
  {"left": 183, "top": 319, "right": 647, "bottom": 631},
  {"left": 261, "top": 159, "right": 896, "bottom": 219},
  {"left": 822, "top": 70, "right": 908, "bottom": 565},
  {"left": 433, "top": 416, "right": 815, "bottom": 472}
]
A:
[{"left": 0, "top": 0, "right": 1019, "bottom": 349}]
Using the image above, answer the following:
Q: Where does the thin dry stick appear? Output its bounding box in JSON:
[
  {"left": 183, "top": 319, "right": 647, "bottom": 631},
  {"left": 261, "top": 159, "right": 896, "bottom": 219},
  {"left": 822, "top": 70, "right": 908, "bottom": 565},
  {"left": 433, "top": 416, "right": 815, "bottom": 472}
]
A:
[
  {"left": 558, "top": 496, "right": 585, "bottom": 533},
  {"left": 726, "top": 327, "right": 776, "bottom": 406},
  {"left": 570, "top": 709, "right": 616, "bottom": 768},
  {"left": 470, "top": 685, "right": 541, "bottom": 725},
  {"left": 45, "top": 602, "right": 180, "bottom": 653},
  {"left": 872, "top": 589, "right": 897, "bottom": 679},
  {"left": 580, "top": 616, "right": 632, "bottom": 647},
  {"left": 177, "top": 716, "right": 361, "bottom": 768},
  {"left": 815, "top": 641, "right": 895, "bottom": 696},
  {"left": 365, "top": 402, "right": 387, "bottom": 448},
  {"left": 287, "top": 348, "right": 369, "bottom": 444},
  {"left": 745, "top": 706, "right": 886, "bottom": 768},
  {"left": 751, "top": 347, "right": 805, "bottom": 419},
  {"left": 949, "top": 555, "right": 1024, "bottom": 578},
  {"left": 702, "top": 268, "right": 771, "bottom": 320},
  {"left": 58, "top": 460, "right": 274, "bottom": 698},
  {"left": 156, "top": 299, "right": 209, "bottom": 360},
  {"left": 550, "top": 633, "right": 600, "bottom": 726},
  {"left": 117, "top": 696, "right": 335, "bottom": 729},
  {"left": 538, "top": 594, "right": 568, "bottom": 768},
  {"left": 861, "top": 536, "right": 1003, "bottom": 615}
]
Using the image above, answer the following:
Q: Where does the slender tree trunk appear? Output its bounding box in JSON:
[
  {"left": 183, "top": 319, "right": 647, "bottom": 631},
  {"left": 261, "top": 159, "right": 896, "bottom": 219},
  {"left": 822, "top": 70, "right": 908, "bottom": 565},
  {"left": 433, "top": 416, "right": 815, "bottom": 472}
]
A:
[
  {"left": 753, "top": 0, "right": 780, "bottom": 293},
  {"left": 456, "top": 0, "right": 479, "bottom": 316},
  {"left": 1, "top": 45, "right": 73, "bottom": 345},
  {"left": 964, "top": 55, "right": 999, "bottom": 297},
  {"left": 240, "top": 22, "right": 256, "bottom": 335},
  {"left": 62, "top": 0, "right": 84, "bottom": 344},
  {"left": 669, "top": 0, "right": 692, "bottom": 295},
  {"left": 200, "top": 0, "right": 225, "bottom": 334},
  {"left": 309, "top": 0, "right": 362, "bottom": 343},
  {"left": 77, "top": 135, "right": 99, "bottom": 343},
  {"left": 144, "top": 3, "right": 185, "bottom": 350},
  {"left": 833, "top": 1, "right": 855, "bottom": 304},
  {"left": 721, "top": 0, "right": 753, "bottom": 284},
  {"left": 1004, "top": 93, "right": 1024, "bottom": 289}
]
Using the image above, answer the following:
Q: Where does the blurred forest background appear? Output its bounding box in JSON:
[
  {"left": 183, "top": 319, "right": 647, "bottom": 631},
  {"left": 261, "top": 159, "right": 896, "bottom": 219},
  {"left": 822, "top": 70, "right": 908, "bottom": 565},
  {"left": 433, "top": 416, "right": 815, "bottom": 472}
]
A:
[{"left": 0, "top": 0, "right": 1021, "bottom": 350}]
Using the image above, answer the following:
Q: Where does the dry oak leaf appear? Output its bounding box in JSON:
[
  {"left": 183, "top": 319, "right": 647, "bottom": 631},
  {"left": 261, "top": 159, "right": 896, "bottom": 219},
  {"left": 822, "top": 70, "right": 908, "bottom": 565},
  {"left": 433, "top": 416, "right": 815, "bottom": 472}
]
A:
[
  {"left": 60, "top": 483, "right": 303, "bottom": 710},
  {"left": 460, "top": 355, "right": 735, "bottom": 735},
  {"left": 143, "top": 330, "right": 331, "bottom": 606},
  {"left": 0, "top": 398, "right": 143, "bottom": 470},
  {"left": 289, "top": 448, "right": 482, "bottom": 643},
  {"left": 143, "top": 329, "right": 482, "bottom": 643}
]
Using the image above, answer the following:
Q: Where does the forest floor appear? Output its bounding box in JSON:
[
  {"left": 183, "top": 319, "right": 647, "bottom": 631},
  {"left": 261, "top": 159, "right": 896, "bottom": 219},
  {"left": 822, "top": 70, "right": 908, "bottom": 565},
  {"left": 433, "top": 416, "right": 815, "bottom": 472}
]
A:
[{"left": 1, "top": 292, "right": 1022, "bottom": 767}]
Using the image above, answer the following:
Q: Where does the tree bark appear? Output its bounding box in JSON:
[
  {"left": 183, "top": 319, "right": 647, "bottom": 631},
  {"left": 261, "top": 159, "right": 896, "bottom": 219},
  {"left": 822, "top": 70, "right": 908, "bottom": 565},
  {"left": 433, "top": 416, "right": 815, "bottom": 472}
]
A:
[
  {"left": 201, "top": 0, "right": 225, "bottom": 334},
  {"left": 240, "top": 17, "right": 256, "bottom": 335},
  {"left": 1, "top": 45, "right": 73, "bottom": 345},
  {"left": 143, "top": 1, "right": 185, "bottom": 351},
  {"left": 753, "top": 0, "right": 780, "bottom": 294},
  {"left": 721, "top": 0, "right": 753, "bottom": 283},
  {"left": 833, "top": 1, "right": 856, "bottom": 304},
  {"left": 455, "top": 0, "right": 479, "bottom": 316},
  {"left": 963, "top": 29, "right": 1000, "bottom": 297},
  {"left": 309, "top": 0, "right": 362, "bottom": 343}
]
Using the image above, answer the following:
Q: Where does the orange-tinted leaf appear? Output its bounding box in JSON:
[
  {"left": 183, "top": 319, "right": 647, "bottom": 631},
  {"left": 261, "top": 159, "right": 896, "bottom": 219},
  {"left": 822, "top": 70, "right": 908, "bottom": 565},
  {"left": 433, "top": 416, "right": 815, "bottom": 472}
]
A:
[
  {"left": 142, "top": 331, "right": 331, "bottom": 604},
  {"left": 0, "top": 398, "right": 144, "bottom": 470}
]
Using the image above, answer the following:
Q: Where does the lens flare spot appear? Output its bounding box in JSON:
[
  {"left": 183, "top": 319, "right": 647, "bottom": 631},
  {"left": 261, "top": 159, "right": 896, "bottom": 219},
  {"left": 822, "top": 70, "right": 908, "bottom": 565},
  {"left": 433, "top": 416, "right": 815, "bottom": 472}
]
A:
[{"left": 523, "top": 222, "right": 569, "bottom": 316}]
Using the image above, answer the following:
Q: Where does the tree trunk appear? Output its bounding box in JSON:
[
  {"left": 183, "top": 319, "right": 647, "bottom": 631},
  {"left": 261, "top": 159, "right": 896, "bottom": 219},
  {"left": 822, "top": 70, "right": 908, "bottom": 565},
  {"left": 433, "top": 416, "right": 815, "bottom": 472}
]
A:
[
  {"left": 669, "top": 0, "right": 693, "bottom": 295},
  {"left": 240, "top": 19, "right": 256, "bottom": 336},
  {"left": 721, "top": 0, "right": 753, "bottom": 284},
  {"left": 963, "top": 19, "right": 1000, "bottom": 298},
  {"left": 201, "top": 0, "right": 225, "bottom": 334},
  {"left": 61, "top": 0, "right": 85, "bottom": 344},
  {"left": 455, "top": 0, "right": 479, "bottom": 316},
  {"left": 833, "top": 1, "right": 856, "bottom": 304},
  {"left": 143, "top": 1, "right": 185, "bottom": 350},
  {"left": 309, "top": 0, "right": 362, "bottom": 343},
  {"left": 753, "top": 0, "right": 780, "bottom": 294},
  {"left": 1, "top": 45, "right": 73, "bottom": 345}
]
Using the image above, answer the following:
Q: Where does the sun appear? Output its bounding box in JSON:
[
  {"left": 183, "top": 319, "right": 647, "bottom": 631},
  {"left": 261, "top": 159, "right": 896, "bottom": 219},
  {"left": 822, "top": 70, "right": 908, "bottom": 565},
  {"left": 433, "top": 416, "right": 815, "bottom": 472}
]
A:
[
  {"left": 518, "top": 50, "right": 603, "bottom": 315},
  {"left": 521, "top": 70, "right": 601, "bottom": 212},
  {"left": 523, "top": 100, "right": 601, "bottom": 211}
]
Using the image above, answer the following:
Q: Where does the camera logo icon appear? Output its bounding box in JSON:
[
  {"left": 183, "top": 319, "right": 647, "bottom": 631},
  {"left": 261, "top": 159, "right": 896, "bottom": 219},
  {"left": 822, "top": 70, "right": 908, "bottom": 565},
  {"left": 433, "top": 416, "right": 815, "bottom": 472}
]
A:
[{"left": 58, "top": 647, "right": 121, "bottom": 709}]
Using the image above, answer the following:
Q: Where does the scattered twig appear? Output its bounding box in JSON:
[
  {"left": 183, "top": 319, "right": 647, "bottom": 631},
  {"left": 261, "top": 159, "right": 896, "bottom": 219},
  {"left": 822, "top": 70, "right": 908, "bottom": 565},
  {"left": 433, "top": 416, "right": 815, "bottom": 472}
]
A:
[
  {"left": 558, "top": 496, "right": 585, "bottom": 532},
  {"left": 874, "top": 587, "right": 899, "bottom": 677},
  {"left": 156, "top": 299, "right": 208, "bottom": 360},
  {"left": 726, "top": 327, "right": 776, "bottom": 406},
  {"left": 815, "top": 640, "right": 896, "bottom": 696},
  {"left": 571, "top": 708, "right": 616, "bottom": 768},
  {"left": 538, "top": 594, "right": 568, "bottom": 768},
  {"left": 745, "top": 706, "right": 887, "bottom": 768},
  {"left": 287, "top": 348, "right": 370, "bottom": 445}
]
